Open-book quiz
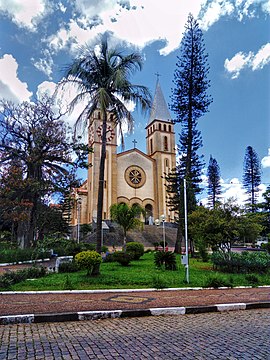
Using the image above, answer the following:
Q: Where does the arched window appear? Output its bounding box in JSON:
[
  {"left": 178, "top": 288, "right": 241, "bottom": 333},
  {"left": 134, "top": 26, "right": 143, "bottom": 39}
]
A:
[
  {"left": 98, "top": 111, "right": 101, "bottom": 119},
  {"left": 159, "top": 123, "right": 161, "bottom": 131},
  {"left": 165, "top": 158, "right": 169, "bottom": 168},
  {"left": 164, "top": 136, "right": 168, "bottom": 151},
  {"left": 163, "top": 124, "right": 166, "bottom": 131},
  {"left": 168, "top": 125, "right": 171, "bottom": 132},
  {"left": 150, "top": 139, "right": 153, "bottom": 154}
]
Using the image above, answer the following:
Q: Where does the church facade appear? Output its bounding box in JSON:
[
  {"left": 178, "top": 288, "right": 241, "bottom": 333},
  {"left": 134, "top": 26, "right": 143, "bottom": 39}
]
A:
[{"left": 70, "top": 81, "right": 176, "bottom": 227}]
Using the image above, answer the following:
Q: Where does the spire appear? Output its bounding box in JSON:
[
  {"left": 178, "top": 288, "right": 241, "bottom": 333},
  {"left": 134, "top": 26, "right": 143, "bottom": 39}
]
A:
[{"left": 148, "top": 79, "right": 171, "bottom": 124}]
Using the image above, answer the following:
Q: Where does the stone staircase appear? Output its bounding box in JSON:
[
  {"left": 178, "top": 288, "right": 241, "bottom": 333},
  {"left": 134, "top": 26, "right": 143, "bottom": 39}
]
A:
[{"left": 85, "top": 224, "right": 177, "bottom": 249}]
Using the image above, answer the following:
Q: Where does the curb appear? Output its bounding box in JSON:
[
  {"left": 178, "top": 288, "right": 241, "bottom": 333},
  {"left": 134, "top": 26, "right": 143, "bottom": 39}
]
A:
[{"left": 1, "top": 302, "right": 269, "bottom": 325}]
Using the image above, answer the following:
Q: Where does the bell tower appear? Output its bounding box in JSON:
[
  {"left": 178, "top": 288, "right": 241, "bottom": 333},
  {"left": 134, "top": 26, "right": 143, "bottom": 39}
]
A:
[
  {"left": 146, "top": 80, "right": 176, "bottom": 221},
  {"left": 87, "top": 110, "right": 118, "bottom": 222}
]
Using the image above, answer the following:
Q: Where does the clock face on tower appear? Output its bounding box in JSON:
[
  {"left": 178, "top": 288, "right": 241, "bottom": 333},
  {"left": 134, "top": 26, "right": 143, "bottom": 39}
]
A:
[{"left": 96, "top": 124, "right": 115, "bottom": 142}]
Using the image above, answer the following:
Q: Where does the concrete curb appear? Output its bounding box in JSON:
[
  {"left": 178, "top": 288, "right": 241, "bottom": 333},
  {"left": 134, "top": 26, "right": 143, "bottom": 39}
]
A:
[
  {"left": 1, "top": 302, "right": 269, "bottom": 325},
  {"left": 1, "top": 285, "right": 270, "bottom": 295}
]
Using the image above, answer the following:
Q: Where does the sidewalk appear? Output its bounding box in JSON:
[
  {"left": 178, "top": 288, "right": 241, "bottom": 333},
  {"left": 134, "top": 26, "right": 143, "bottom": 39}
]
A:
[{"left": 0, "top": 286, "right": 269, "bottom": 325}]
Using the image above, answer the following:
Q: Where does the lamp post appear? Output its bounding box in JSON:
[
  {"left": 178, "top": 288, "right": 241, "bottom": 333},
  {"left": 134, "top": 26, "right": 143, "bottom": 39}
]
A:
[
  {"left": 183, "top": 178, "right": 189, "bottom": 283},
  {"left": 77, "top": 197, "right": 82, "bottom": 244},
  {"left": 160, "top": 214, "right": 166, "bottom": 250}
]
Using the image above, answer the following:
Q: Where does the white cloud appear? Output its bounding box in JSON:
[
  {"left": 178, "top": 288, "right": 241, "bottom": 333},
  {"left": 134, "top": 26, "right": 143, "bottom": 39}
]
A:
[
  {"left": 0, "top": 54, "right": 32, "bottom": 102},
  {"left": 252, "top": 43, "right": 270, "bottom": 70},
  {"left": 0, "top": 0, "right": 47, "bottom": 29},
  {"left": 200, "top": 0, "right": 270, "bottom": 28},
  {"left": 32, "top": 49, "right": 54, "bottom": 78},
  {"left": 224, "top": 51, "right": 253, "bottom": 79},
  {"left": 49, "top": 0, "right": 204, "bottom": 56},
  {"left": 46, "top": 0, "right": 270, "bottom": 58},
  {"left": 37, "top": 80, "right": 88, "bottom": 131},
  {"left": 224, "top": 43, "right": 270, "bottom": 78},
  {"left": 262, "top": 148, "right": 270, "bottom": 168},
  {"left": 200, "top": 0, "right": 234, "bottom": 30},
  {"left": 200, "top": 176, "right": 266, "bottom": 207}
]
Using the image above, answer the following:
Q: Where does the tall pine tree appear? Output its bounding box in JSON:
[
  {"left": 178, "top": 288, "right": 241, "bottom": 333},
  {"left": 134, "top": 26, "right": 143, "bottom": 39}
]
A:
[
  {"left": 166, "top": 14, "right": 212, "bottom": 253},
  {"left": 170, "top": 13, "right": 212, "bottom": 201},
  {"left": 243, "top": 146, "right": 261, "bottom": 212},
  {"left": 207, "top": 155, "right": 222, "bottom": 208}
]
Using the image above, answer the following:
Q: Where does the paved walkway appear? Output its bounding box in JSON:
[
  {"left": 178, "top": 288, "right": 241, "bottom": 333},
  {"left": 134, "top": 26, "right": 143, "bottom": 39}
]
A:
[
  {"left": 0, "top": 286, "right": 269, "bottom": 323},
  {"left": 1, "top": 309, "right": 269, "bottom": 359}
]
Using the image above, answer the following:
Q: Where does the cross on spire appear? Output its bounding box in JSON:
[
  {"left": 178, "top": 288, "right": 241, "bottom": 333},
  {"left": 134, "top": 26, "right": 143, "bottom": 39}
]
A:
[
  {"left": 132, "top": 139, "right": 137, "bottom": 149},
  {"left": 155, "top": 72, "right": 161, "bottom": 82}
]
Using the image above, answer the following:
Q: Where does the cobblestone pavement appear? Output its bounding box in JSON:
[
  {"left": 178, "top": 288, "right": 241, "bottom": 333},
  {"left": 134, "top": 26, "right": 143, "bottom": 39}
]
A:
[{"left": 0, "top": 309, "right": 269, "bottom": 360}]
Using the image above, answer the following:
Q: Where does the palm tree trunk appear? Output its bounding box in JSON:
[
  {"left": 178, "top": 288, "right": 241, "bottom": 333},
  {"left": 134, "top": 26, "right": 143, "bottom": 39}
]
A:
[{"left": 96, "top": 111, "right": 107, "bottom": 253}]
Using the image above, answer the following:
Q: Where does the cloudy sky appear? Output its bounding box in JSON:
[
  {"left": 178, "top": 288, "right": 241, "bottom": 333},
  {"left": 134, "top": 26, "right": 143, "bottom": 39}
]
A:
[{"left": 0, "top": 0, "right": 269, "bottom": 205}]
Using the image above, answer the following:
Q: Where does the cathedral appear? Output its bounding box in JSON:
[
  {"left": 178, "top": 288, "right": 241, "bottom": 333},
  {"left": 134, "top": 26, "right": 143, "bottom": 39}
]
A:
[{"left": 70, "top": 81, "right": 176, "bottom": 228}]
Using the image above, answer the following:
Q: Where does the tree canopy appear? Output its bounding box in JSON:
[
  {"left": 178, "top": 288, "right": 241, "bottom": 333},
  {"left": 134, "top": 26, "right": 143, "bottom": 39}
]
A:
[
  {"left": 58, "top": 35, "right": 151, "bottom": 253},
  {"left": 0, "top": 96, "right": 87, "bottom": 247}
]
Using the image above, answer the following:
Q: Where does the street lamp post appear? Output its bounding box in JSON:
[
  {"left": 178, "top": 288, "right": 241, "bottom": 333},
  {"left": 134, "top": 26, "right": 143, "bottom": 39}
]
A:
[
  {"left": 77, "top": 197, "right": 82, "bottom": 244},
  {"left": 183, "top": 178, "right": 189, "bottom": 283},
  {"left": 160, "top": 214, "right": 166, "bottom": 250}
]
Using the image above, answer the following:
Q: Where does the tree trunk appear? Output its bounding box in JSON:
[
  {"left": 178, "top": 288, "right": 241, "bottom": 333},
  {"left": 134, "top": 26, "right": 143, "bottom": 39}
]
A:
[
  {"left": 174, "top": 221, "right": 183, "bottom": 254},
  {"left": 96, "top": 112, "right": 107, "bottom": 253},
  {"left": 123, "top": 233, "right": 127, "bottom": 252}
]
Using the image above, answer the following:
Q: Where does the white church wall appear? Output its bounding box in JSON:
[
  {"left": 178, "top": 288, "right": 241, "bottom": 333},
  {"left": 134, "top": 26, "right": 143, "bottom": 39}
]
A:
[{"left": 117, "top": 150, "right": 155, "bottom": 203}]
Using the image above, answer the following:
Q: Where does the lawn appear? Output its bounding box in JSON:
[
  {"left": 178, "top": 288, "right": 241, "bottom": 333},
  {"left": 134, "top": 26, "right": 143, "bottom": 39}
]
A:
[{"left": 9, "top": 252, "right": 270, "bottom": 291}]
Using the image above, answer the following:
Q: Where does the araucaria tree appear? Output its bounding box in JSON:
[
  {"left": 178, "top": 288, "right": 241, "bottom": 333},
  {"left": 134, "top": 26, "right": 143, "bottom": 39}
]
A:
[
  {"left": 170, "top": 13, "right": 212, "bottom": 201},
  {"left": 58, "top": 35, "right": 151, "bottom": 253},
  {"left": 207, "top": 155, "right": 222, "bottom": 208},
  {"left": 166, "top": 13, "right": 212, "bottom": 252},
  {"left": 243, "top": 146, "right": 261, "bottom": 212},
  {"left": 0, "top": 97, "right": 76, "bottom": 248}
]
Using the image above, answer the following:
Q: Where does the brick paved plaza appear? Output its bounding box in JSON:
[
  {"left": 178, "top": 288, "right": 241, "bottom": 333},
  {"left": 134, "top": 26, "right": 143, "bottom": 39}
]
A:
[{"left": 0, "top": 309, "right": 269, "bottom": 359}]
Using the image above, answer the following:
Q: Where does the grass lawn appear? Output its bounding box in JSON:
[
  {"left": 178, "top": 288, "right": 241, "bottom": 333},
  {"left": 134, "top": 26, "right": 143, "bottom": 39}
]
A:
[{"left": 9, "top": 252, "right": 270, "bottom": 291}]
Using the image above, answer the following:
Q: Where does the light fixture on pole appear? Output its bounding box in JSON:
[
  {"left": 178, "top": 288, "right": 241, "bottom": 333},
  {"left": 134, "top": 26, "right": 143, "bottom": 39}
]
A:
[{"left": 160, "top": 214, "right": 166, "bottom": 250}]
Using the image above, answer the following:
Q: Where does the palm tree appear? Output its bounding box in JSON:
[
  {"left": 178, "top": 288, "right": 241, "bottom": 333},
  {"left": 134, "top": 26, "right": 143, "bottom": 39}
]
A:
[
  {"left": 110, "top": 203, "right": 145, "bottom": 250},
  {"left": 58, "top": 35, "right": 151, "bottom": 253}
]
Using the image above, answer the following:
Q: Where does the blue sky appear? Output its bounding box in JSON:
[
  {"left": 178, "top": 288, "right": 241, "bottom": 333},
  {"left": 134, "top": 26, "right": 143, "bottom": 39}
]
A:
[{"left": 0, "top": 0, "right": 269, "bottom": 205}]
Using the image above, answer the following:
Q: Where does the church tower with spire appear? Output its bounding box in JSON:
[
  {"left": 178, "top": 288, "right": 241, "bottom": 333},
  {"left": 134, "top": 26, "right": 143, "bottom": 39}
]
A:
[
  {"left": 146, "top": 80, "right": 176, "bottom": 221},
  {"left": 69, "top": 80, "right": 176, "bottom": 231}
]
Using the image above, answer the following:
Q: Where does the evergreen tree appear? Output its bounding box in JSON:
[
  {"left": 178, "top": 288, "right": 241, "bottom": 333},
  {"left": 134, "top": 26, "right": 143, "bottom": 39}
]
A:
[
  {"left": 243, "top": 146, "right": 261, "bottom": 212},
  {"left": 166, "top": 14, "right": 212, "bottom": 252},
  {"left": 207, "top": 155, "right": 222, "bottom": 208},
  {"left": 170, "top": 13, "right": 212, "bottom": 201}
]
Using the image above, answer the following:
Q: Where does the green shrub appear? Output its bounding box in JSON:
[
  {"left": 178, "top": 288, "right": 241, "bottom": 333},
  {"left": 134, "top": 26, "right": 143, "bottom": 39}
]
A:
[
  {"left": 261, "top": 242, "right": 270, "bottom": 254},
  {"left": 58, "top": 261, "right": 79, "bottom": 273},
  {"left": 103, "top": 253, "right": 116, "bottom": 263},
  {"left": 211, "top": 251, "right": 270, "bottom": 273},
  {"left": 0, "top": 248, "right": 50, "bottom": 264},
  {"left": 151, "top": 275, "right": 168, "bottom": 289},
  {"left": 75, "top": 250, "right": 102, "bottom": 275},
  {"left": 101, "top": 245, "right": 109, "bottom": 253},
  {"left": 159, "top": 241, "right": 168, "bottom": 249},
  {"left": 197, "top": 240, "right": 209, "bottom": 262},
  {"left": 25, "top": 266, "right": 46, "bottom": 278},
  {"left": 113, "top": 251, "right": 133, "bottom": 266},
  {"left": 204, "top": 275, "right": 234, "bottom": 289},
  {"left": 154, "top": 251, "right": 177, "bottom": 270},
  {"left": 126, "top": 242, "right": 144, "bottom": 260},
  {"left": 63, "top": 275, "right": 74, "bottom": 290},
  {"left": 0, "top": 266, "right": 46, "bottom": 290},
  {"left": 245, "top": 273, "right": 260, "bottom": 287}
]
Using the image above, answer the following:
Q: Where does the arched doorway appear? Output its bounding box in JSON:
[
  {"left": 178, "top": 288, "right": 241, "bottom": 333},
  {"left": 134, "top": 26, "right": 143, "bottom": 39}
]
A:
[{"left": 145, "top": 204, "right": 153, "bottom": 225}]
